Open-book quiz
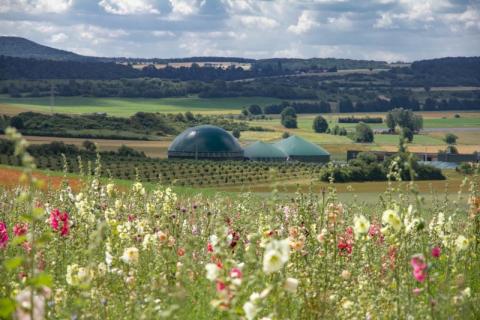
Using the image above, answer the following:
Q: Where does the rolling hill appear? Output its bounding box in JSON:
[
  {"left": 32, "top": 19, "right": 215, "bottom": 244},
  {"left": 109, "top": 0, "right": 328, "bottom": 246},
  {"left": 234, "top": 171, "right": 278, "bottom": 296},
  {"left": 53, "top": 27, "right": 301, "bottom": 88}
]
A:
[{"left": 0, "top": 36, "right": 92, "bottom": 61}]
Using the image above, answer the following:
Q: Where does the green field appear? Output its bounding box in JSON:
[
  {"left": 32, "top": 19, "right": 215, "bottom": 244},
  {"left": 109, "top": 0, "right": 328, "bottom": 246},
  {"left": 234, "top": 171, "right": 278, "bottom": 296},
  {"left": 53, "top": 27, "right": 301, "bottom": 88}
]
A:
[{"left": 0, "top": 95, "right": 283, "bottom": 116}]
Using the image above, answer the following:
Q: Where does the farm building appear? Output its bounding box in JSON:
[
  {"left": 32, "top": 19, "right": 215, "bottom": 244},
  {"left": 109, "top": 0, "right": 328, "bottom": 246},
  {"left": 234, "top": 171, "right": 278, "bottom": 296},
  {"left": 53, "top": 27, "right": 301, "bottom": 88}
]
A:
[
  {"left": 274, "top": 135, "right": 330, "bottom": 163},
  {"left": 168, "top": 125, "right": 244, "bottom": 160},
  {"left": 244, "top": 141, "right": 288, "bottom": 161}
]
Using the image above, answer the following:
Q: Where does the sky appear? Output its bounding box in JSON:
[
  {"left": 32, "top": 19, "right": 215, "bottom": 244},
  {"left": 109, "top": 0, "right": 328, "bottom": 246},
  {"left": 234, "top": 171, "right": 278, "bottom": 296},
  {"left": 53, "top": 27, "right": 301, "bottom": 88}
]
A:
[{"left": 0, "top": 0, "right": 479, "bottom": 62}]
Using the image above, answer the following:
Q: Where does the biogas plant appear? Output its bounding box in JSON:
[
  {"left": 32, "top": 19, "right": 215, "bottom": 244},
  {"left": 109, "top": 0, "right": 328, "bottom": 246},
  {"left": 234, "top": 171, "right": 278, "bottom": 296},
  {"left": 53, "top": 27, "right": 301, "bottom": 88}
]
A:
[{"left": 168, "top": 125, "right": 330, "bottom": 163}]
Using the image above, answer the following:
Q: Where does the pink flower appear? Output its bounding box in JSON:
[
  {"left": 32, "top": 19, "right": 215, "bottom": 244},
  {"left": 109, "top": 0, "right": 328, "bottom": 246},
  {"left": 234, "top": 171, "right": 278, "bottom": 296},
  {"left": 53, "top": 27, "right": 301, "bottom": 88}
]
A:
[
  {"left": 50, "top": 209, "right": 69, "bottom": 237},
  {"left": 413, "top": 288, "right": 423, "bottom": 295},
  {"left": 230, "top": 268, "right": 242, "bottom": 279},
  {"left": 410, "top": 254, "right": 427, "bottom": 282},
  {"left": 13, "top": 223, "right": 28, "bottom": 237},
  {"left": 0, "top": 221, "right": 9, "bottom": 249},
  {"left": 431, "top": 246, "right": 441, "bottom": 258}
]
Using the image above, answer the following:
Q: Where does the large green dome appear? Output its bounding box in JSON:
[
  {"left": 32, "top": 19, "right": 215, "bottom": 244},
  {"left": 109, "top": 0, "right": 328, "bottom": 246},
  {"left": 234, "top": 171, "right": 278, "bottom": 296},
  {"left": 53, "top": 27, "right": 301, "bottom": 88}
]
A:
[{"left": 168, "top": 125, "right": 244, "bottom": 160}]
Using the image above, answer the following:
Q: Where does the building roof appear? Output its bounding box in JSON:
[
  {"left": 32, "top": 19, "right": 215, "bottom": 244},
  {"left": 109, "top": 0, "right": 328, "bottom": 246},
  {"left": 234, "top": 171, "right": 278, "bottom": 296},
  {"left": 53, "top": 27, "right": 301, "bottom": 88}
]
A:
[
  {"left": 274, "top": 135, "right": 330, "bottom": 156},
  {"left": 244, "top": 141, "right": 288, "bottom": 159},
  {"left": 168, "top": 125, "right": 243, "bottom": 155}
]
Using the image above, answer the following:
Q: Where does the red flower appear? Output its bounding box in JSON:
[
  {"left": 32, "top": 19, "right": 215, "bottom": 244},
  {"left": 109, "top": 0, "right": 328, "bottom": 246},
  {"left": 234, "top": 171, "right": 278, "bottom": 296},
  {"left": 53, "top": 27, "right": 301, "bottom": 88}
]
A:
[
  {"left": 177, "top": 247, "right": 185, "bottom": 256},
  {"left": 0, "top": 221, "right": 9, "bottom": 249},
  {"left": 207, "top": 242, "right": 214, "bottom": 253},
  {"left": 431, "top": 246, "right": 441, "bottom": 258},
  {"left": 216, "top": 281, "right": 226, "bottom": 292},
  {"left": 337, "top": 239, "right": 353, "bottom": 255},
  {"left": 13, "top": 223, "right": 28, "bottom": 237},
  {"left": 50, "top": 209, "right": 69, "bottom": 237},
  {"left": 337, "top": 227, "right": 354, "bottom": 255}
]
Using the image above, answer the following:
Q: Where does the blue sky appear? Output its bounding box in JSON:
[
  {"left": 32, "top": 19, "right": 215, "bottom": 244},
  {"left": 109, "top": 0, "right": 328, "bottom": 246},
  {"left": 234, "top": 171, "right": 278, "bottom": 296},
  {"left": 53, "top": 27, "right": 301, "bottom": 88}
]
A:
[{"left": 0, "top": 0, "right": 479, "bottom": 61}]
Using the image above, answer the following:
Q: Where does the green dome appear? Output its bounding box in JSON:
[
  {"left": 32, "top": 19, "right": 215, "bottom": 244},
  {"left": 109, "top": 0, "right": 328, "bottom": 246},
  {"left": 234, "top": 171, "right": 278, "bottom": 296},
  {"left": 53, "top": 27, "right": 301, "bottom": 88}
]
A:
[
  {"left": 274, "top": 135, "right": 330, "bottom": 163},
  {"left": 168, "top": 125, "right": 243, "bottom": 160},
  {"left": 244, "top": 141, "right": 288, "bottom": 161}
]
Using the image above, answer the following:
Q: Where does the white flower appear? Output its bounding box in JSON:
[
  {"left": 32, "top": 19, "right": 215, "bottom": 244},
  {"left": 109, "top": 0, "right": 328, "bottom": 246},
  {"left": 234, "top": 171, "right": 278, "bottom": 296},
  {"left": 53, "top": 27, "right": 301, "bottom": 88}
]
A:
[
  {"left": 205, "top": 263, "right": 220, "bottom": 282},
  {"left": 243, "top": 301, "right": 258, "bottom": 320},
  {"left": 382, "top": 209, "right": 402, "bottom": 231},
  {"left": 105, "top": 251, "right": 113, "bottom": 267},
  {"left": 106, "top": 183, "right": 115, "bottom": 196},
  {"left": 284, "top": 277, "right": 299, "bottom": 293},
  {"left": 66, "top": 264, "right": 93, "bottom": 287},
  {"left": 120, "top": 247, "right": 139, "bottom": 265},
  {"left": 455, "top": 235, "right": 469, "bottom": 251},
  {"left": 353, "top": 215, "right": 370, "bottom": 235},
  {"left": 263, "top": 239, "right": 290, "bottom": 274}
]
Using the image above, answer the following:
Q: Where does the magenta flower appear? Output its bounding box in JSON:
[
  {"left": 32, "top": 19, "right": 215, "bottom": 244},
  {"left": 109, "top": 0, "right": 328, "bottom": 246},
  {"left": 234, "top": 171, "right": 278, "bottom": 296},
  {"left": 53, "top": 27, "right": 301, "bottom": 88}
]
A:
[
  {"left": 13, "top": 223, "right": 28, "bottom": 237},
  {"left": 0, "top": 221, "right": 9, "bottom": 249},
  {"left": 50, "top": 209, "right": 70, "bottom": 237},
  {"left": 431, "top": 246, "right": 441, "bottom": 258}
]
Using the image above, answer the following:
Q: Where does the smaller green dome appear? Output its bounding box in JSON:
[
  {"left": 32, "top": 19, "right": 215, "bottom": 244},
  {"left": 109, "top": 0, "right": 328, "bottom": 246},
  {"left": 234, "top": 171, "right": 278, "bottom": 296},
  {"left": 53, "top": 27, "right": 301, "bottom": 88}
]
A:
[{"left": 244, "top": 141, "right": 288, "bottom": 160}]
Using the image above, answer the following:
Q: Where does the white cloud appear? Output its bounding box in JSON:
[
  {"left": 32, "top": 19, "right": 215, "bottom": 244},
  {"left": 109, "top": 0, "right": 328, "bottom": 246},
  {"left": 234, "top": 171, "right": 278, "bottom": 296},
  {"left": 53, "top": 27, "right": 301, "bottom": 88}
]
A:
[
  {"left": 374, "top": 12, "right": 395, "bottom": 29},
  {"left": 168, "top": 0, "right": 203, "bottom": 18},
  {"left": 288, "top": 11, "right": 318, "bottom": 34},
  {"left": 327, "top": 13, "right": 354, "bottom": 31},
  {"left": 99, "top": 0, "right": 159, "bottom": 15},
  {"left": 50, "top": 32, "right": 68, "bottom": 43},
  {"left": 238, "top": 16, "right": 279, "bottom": 29},
  {"left": 152, "top": 31, "right": 175, "bottom": 37},
  {"left": 444, "top": 6, "right": 480, "bottom": 32},
  {"left": 0, "top": 0, "right": 73, "bottom": 13},
  {"left": 374, "top": 0, "right": 453, "bottom": 29}
]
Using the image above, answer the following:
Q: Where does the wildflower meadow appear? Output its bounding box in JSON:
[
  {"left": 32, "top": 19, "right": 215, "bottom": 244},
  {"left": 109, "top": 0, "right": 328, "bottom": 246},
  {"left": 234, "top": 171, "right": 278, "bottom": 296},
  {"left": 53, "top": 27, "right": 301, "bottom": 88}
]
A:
[{"left": 0, "top": 128, "right": 479, "bottom": 319}]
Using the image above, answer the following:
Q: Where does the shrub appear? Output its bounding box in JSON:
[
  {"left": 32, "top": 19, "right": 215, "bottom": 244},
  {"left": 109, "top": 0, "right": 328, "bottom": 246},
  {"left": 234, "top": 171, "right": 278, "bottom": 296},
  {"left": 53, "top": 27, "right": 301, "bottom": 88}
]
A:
[
  {"left": 354, "top": 123, "right": 374, "bottom": 143},
  {"left": 444, "top": 133, "right": 458, "bottom": 145},
  {"left": 313, "top": 115, "right": 328, "bottom": 133}
]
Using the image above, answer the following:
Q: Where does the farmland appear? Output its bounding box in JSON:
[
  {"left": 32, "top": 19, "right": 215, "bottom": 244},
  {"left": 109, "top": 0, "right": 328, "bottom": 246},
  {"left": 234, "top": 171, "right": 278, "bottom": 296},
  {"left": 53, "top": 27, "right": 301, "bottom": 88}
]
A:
[{"left": 0, "top": 95, "right": 283, "bottom": 116}]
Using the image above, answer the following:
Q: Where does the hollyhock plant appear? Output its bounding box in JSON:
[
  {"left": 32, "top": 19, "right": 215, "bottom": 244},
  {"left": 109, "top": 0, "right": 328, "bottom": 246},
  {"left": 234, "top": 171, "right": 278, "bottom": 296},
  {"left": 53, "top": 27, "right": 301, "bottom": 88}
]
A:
[
  {"left": 0, "top": 221, "right": 9, "bottom": 249},
  {"left": 50, "top": 209, "right": 70, "bottom": 237},
  {"left": 411, "top": 254, "right": 427, "bottom": 283}
]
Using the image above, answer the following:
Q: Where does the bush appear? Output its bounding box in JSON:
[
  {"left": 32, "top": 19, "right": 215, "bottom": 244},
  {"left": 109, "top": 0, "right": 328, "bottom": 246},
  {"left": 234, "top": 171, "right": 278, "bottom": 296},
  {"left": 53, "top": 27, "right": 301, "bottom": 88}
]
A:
[
  {"left": 456, "top": 162, "right": 478, "bottom": 175},
  {"left": 444, "top": 133, "right": 458, "bottom": 144},
  {"left": 313, "top": 115, "right": 328, "bottom": 133},
  {"left": 280, "top": 107, "right": 297, "bottom": 128},
  {"left": 354, "top": 123, "right": 374, "bottom": 143},
  {"left": 282, "top": 116, "right": 297, "bottom": 129}
]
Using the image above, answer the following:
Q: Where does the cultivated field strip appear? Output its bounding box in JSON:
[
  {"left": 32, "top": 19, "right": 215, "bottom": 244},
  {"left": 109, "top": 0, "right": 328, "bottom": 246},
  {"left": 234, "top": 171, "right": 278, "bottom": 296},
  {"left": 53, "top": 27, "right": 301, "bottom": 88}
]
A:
[{"left": 0, "top": 154, "right": 324, "bottom": 187}]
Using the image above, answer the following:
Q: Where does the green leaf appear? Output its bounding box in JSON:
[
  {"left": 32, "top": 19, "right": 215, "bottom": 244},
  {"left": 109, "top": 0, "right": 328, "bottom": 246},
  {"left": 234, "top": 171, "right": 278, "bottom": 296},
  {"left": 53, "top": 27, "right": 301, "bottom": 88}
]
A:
[
  {"left": 32, "top": 207, "right": 45, "bottom": 220},
  {"left": 4, "top": 256, "right": 23, "bottom": 271},
  {"left": 0, "top": 298, "right": 15, "bottom": 318},
  {"left": 10, "top": 235, "right": 27, "bottom": 246},
  {"left": 28, "top": 272, "right": 53, "bottom": 288}
]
